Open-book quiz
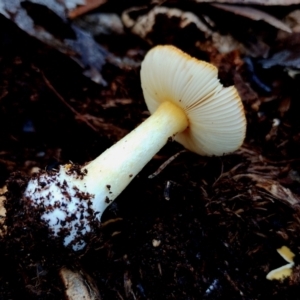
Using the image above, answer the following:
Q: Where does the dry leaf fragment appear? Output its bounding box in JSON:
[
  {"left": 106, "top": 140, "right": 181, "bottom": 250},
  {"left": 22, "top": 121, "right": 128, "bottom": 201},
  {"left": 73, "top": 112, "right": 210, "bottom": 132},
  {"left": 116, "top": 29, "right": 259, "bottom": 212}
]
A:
[
  {"left": 1, "top": 0, "right": 107, "bottom": 85},
  {"left": 282, "top": 9, "right": 300, "bottom": 33},
  {"left": 0, "top": 186, "right": 7, "bottom": 236},
  {"left": 233, "top": 174, "right": 300, "bottom": 207},
  {"left": 0, "top": 186, "right": 7, "bottom": 218},
  {"left": 122, "top": 6, "right": 212, "bottom": 44},
  {"left": 212, "top": 4, "right": 292, "bottom": 33},
  {"left": 122, "top": 5, "right": 244, "bottom": 54},
  {"left": 60, "top": 268, "right": 101, "bottom": 300}
]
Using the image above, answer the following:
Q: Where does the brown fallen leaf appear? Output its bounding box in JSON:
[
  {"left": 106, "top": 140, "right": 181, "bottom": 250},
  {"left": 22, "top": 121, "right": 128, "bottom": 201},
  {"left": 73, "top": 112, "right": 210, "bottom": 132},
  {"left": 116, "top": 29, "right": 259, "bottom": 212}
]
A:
[
  {"left": 212, "top": 4, "right": 292, "bottom": 33},
  {"left": 233, "top": 174, "right": 300, "bottom": 207}
]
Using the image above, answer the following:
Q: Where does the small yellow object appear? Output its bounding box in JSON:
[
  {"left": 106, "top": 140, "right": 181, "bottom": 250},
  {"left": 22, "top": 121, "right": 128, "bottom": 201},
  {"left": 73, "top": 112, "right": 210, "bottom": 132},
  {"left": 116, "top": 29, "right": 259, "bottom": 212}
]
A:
[
  {"left": 266, "top": 246, "right": 295, "bottom": 280},
  {"left": 64, "top": 164, "right": 73, "bottom": 171},
  {"left": 277, "top": 245, "right": 295, "bottom": 264}
]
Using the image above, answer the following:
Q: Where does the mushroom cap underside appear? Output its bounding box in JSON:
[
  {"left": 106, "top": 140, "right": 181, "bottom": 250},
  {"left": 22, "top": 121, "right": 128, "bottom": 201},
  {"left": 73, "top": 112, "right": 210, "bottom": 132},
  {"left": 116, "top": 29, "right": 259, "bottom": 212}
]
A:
[{"left": 140, "top": 45, "right": 246, "bottom": 156}]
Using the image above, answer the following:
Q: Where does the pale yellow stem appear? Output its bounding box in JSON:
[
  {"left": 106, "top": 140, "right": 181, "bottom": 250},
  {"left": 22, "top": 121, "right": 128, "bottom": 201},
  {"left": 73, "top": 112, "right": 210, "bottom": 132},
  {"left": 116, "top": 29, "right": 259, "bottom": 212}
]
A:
[{"left": 84, "top": 101, "right": 188, "bottom": 213}]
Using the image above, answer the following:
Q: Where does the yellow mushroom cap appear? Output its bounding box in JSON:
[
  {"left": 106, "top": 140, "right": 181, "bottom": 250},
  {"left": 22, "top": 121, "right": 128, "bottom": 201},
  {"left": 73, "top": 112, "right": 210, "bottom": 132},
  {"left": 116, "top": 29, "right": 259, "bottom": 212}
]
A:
[{"left": 140, "top": 45, "right": 246, "bottom": 156}]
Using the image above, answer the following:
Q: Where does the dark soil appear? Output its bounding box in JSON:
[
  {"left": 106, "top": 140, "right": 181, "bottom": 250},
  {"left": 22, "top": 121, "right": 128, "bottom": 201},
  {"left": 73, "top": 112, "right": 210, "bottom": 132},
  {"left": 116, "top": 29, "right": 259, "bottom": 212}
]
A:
[{"left": 1, "top": 8, "right": 300, "bottom": 300}]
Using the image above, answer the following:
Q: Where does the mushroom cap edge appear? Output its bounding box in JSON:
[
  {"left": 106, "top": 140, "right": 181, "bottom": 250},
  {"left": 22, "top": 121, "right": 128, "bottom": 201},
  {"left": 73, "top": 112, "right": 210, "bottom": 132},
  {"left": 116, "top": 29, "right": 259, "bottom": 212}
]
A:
[{"left": 140, "top": 45, "right": 246, "bottom": 156}]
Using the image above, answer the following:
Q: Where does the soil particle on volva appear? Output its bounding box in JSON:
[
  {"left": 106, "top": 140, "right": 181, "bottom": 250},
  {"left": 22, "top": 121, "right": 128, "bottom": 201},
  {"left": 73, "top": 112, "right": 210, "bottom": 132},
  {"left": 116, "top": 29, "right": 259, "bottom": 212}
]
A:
[{"left": 1, "top": 12, "right": 300, "bottom": 300}]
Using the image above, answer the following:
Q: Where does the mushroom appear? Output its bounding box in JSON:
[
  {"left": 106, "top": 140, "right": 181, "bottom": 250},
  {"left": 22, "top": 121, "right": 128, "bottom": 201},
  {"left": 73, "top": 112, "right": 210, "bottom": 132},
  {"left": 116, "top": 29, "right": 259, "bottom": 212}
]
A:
[{"left": 21, "top": 45, "right": 246, "bottom": 250}]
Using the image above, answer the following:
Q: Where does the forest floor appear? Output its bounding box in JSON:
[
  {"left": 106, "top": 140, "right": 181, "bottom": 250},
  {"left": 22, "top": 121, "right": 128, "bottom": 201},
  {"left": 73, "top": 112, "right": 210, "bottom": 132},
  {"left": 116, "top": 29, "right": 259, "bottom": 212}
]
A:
[{"left": 1, "top": 1, "right": 300, "bottom": 299}]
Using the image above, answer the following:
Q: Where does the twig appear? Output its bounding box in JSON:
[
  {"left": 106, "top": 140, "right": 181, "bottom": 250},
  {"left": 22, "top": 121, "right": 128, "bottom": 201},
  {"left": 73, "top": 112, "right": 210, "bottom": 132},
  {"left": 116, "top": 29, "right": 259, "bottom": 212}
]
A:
[
  {"left": 212, "top": 162, "right": 244, "bottom": 186},
  {"left": 37, "top": 67, "right": 98, "bottom": 132},
  {"left": 212, "top": 161, "right": 224, "bottom": 187},
  {"left": 148, "top": 150, "right": 187, "bottom": 179},
  {"left": 223, "top": 270, "right": 244, "bottom": 297},
  {"left": 68, "top": 0, "right": 107, "bottom": 19}
]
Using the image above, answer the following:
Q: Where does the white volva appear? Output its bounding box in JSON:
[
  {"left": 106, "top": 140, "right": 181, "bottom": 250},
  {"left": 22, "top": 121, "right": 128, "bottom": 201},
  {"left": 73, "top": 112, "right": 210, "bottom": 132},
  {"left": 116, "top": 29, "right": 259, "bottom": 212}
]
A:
[{"left": 24, "top": 45, "right": 246, "bottom": 250}]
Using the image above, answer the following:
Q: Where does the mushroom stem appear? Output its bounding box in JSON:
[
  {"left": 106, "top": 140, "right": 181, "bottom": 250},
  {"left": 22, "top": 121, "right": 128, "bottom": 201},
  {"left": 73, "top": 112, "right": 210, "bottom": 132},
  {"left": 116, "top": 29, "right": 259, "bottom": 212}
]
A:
[
  {"left": 86, "top": 101, "right": 188, "bottom": 209},
  {"left": 24, "top": 101, "right": 188, "bottom": 249}
]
